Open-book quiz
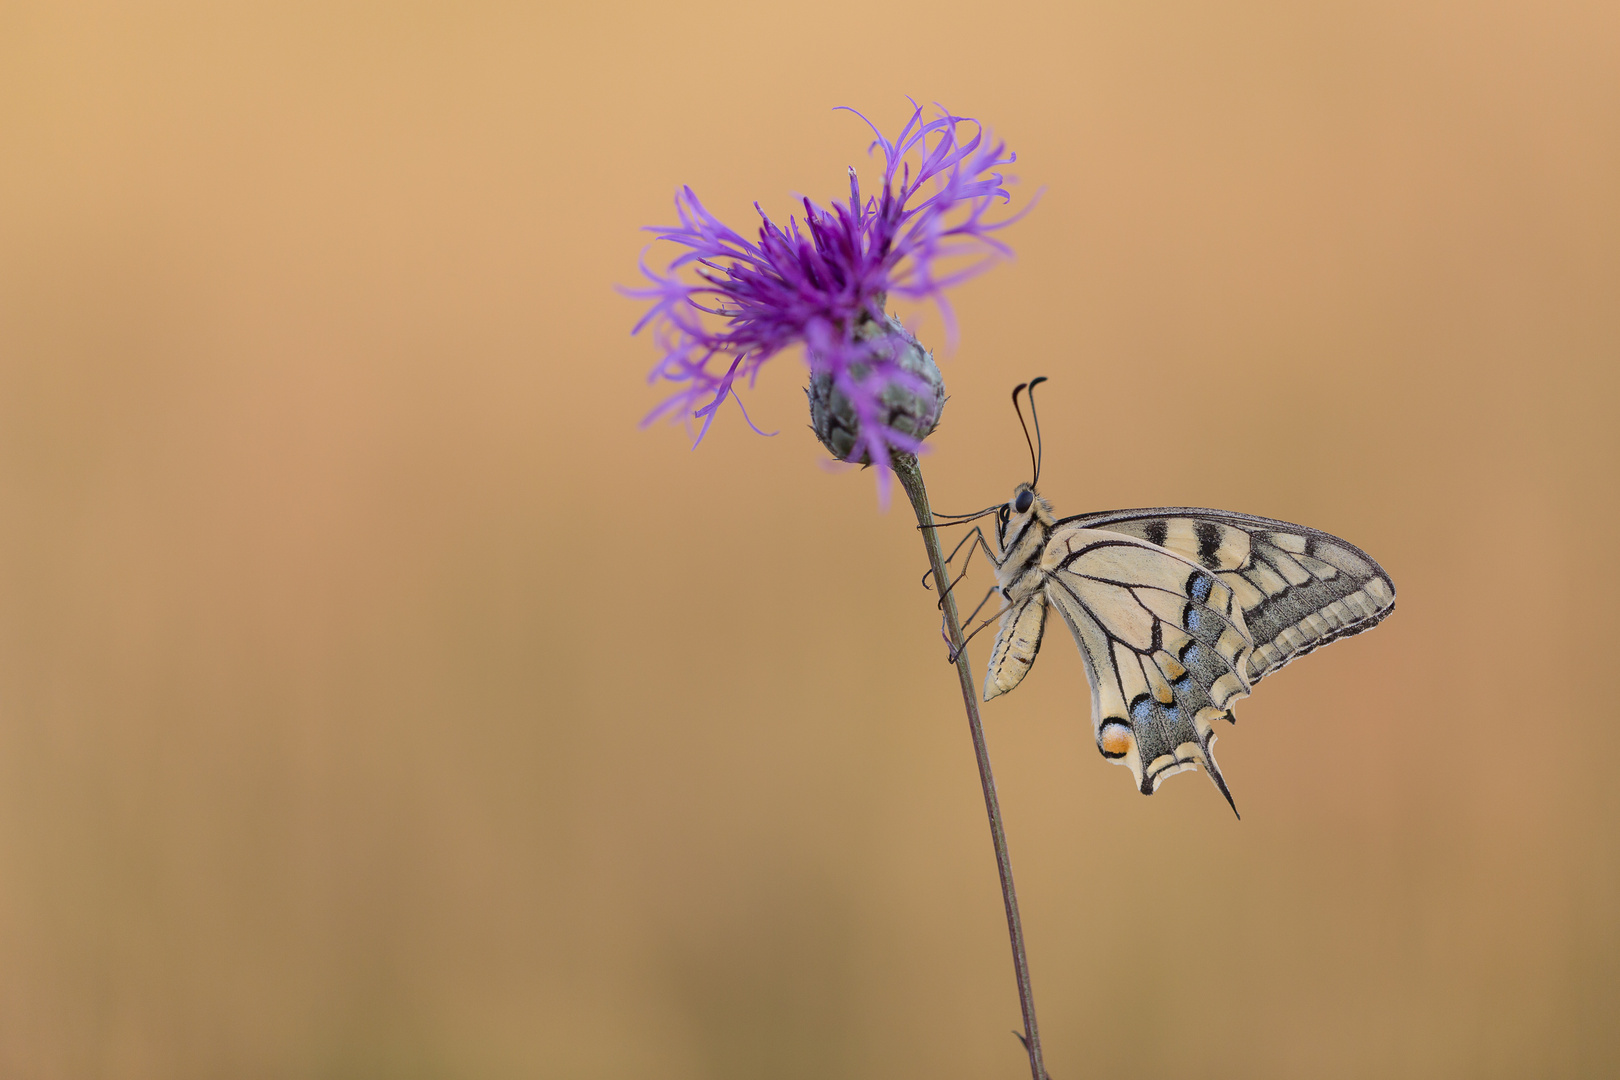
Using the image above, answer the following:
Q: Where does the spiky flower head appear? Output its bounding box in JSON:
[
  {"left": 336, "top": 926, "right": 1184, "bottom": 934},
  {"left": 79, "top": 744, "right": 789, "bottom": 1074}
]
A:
[{"left": 627, "top": 102, "right": 1029, "bottom": 497}]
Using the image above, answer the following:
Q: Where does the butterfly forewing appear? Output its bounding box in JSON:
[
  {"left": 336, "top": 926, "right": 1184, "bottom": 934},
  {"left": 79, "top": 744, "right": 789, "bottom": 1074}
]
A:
[{"left": 1069, "top": 508, "right": 1396, "bottom": 684}]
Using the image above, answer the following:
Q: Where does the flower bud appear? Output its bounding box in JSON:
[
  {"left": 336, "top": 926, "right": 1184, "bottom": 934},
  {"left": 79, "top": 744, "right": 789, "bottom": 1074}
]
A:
[{"left": 807, "top": 312, "right": 946, "bottom": 464}]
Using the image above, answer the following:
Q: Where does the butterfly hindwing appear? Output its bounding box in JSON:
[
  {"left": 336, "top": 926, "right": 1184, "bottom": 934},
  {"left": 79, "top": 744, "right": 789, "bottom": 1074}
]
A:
[
  {"left": 1068, "top": 508, "right": 1396, "bottom": 684},
  {"left": 1039, "top": 527, "right": 1255, "bottom": 811}
]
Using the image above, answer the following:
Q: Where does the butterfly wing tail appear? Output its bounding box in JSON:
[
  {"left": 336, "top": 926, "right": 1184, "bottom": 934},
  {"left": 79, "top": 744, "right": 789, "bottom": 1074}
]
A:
[{"left": 1197, "top": 726, "right": 1241, "bottom": 820}]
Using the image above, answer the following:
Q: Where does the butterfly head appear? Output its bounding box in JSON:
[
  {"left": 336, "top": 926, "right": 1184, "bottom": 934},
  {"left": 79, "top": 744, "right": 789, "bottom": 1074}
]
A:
[{"left": 996, "top": 482, "right": 1054, "bottom": 548}]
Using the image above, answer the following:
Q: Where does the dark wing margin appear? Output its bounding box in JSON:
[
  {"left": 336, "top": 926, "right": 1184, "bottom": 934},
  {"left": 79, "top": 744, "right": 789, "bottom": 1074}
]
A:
[{"left": 1065, "top": 507, "right": 1396, "bottom": 684}]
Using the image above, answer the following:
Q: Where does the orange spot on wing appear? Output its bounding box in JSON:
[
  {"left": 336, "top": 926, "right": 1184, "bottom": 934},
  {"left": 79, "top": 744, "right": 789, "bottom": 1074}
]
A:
[{"left": 1101, "top": 728, "right": 1133, "bottom": 756}]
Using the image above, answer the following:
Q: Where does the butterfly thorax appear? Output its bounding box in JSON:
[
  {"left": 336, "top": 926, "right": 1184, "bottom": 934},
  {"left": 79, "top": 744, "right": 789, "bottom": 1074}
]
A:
[{"left": 993, "top": 483, "right": 1056, "bottom": 601}]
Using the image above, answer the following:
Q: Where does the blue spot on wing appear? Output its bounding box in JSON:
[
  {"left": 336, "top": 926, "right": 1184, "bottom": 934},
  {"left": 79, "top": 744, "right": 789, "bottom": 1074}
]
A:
[
  {"left": 1188, "top": 572, "right": 1213, "bottom": 604},
  {"left": 1130, "top": 695, "right": 1152, "bottom": 722},
  {"left": 1183, "top": 605, "right": 1201, "bottom": 632}
]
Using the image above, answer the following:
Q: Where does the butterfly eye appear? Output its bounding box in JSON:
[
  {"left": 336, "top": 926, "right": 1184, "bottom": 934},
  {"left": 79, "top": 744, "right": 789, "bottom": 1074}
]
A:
[{"left": 1014, "top": 490, "right": 1034, "bottom": 514}]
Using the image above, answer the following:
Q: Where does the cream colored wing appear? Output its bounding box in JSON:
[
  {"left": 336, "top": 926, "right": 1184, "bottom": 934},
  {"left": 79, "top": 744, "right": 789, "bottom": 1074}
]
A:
[
  {"left": 984, "top": 595, "right": 1048, "bottom": 701},
  {"left": 1040, "top": 526, "right": 1257, "bottom": 813},
  {"left": 1067, "top": 508, "right": 1396, "bottom": 684}
]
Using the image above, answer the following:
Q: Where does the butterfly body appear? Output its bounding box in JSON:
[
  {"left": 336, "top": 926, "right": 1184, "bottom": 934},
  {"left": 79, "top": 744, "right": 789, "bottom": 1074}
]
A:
[{"left": 975, "top": 482, "right": 1395, "bottom": 814}]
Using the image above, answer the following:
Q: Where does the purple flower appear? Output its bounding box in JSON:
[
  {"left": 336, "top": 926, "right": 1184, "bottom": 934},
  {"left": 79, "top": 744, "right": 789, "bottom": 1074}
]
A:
[{"left": 627, "top": 102, "right": 1031, "bottom": 496}]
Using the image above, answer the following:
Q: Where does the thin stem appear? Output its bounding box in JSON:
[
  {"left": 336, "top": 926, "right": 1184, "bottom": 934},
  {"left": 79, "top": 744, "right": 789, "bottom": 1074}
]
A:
[{"left": 892, "top": 452, "right": 1047, "bottom": 1080}]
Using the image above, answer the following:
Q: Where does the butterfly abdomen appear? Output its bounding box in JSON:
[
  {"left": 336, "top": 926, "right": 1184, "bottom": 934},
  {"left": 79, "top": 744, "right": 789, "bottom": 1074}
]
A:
[{"left": 983, "top": 595, "right": 1048, "bottom": 701}]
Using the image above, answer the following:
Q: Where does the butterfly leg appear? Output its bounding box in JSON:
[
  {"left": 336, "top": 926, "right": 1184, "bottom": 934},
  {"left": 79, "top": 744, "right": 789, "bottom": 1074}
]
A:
[
  {"left": 921, "top": 526, "right": 998, "bottom": 594},
  {"left": 944, "top": 584, "right": 1006, "bottom": 663}
]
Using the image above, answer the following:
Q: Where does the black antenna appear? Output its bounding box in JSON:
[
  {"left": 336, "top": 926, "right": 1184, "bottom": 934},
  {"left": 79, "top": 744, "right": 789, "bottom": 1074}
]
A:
[
  {"left": 1010, "top": 382, "right": 1037, "bottom": 487},
  {"left": 1026, "top": 376, "right": 1048, "bottom": 487}
]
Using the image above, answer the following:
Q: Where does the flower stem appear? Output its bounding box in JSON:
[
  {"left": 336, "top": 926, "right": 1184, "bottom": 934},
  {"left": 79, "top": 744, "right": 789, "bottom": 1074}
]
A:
[{"left": 892, "top": 452, "right": 1048, "bottom": 1080}]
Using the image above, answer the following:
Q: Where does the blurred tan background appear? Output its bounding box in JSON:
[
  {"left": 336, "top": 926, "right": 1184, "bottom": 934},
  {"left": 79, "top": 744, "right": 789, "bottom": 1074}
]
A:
[{"left": 1, "top": 2, "right": 1616, "bottom": 1077}]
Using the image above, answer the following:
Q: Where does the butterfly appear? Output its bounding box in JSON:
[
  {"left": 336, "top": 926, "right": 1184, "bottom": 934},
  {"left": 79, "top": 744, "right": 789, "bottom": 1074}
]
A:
[{"left": 935, "top": 379, "right": 1395, "bottom": 817}]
